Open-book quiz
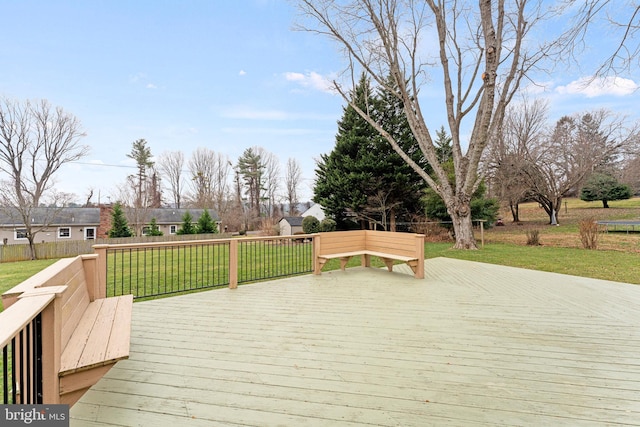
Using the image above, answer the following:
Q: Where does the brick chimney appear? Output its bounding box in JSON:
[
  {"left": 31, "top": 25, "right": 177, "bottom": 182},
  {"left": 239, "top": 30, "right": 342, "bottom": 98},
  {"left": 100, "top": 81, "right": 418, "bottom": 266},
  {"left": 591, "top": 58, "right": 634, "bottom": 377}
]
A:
[{"left": 98, "top": 205, "right": 113, "bottom": 238}]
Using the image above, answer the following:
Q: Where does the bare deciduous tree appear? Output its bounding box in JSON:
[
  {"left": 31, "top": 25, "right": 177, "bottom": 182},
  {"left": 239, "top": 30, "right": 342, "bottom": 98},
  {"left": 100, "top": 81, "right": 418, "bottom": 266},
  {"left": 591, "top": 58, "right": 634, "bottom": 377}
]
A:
[
  {"left": 297, "top": 0, "right": 581, "bottom": 249},
  {"left": 522, "top": 109, "right": 635, "bottom": 224},
  {"left": 157, "top": 150, "right": 185, "bottom": 208},
  {"left": 0, "top": 98, "right": 88, "bottom": 258},
  {"left": 255, "top": 147, "right": 280, "bottom": 218},
  {"left": 485, "top": 98, "right": 549, "bottom": 222},
  {"left": 285, "top": 157, "right": 302, "bottom": 215},
  {"left": 567, "top": 1, "right": 640, "bottom": 77},
  {"left": 186, "top": 147, "right": 232, "bottom": 221}
]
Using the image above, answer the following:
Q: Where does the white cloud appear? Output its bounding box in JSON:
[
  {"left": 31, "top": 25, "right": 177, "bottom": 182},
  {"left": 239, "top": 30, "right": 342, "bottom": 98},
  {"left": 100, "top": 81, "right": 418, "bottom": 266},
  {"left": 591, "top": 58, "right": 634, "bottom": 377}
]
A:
[
  {"left": 284, "top": 71, "right": 335, "bottom": 93},
  {"left": 239, "top": 70, "right": 247, "bottom": 76},
  {"left": 556, "top": 76, "right": 638, "bottom": 98},
  {"left": 146, "top": 83, "right": 157, "bottom": 89}
]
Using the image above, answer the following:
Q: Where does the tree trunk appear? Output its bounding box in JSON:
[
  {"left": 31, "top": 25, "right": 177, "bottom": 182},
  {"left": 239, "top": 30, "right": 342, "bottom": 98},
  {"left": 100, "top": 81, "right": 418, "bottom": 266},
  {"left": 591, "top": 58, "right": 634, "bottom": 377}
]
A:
[
  {"left": 27, "top": 236, "right": 37, "bottom": 260},
  {"left": 602, "top": 199, "right": 609, "bottom": 208},
  {"left": 448, "top": 198, "right": 478, "bottom": 249},
  {"left": 510, "top": 202, "right": 520, "bottom": 222}
]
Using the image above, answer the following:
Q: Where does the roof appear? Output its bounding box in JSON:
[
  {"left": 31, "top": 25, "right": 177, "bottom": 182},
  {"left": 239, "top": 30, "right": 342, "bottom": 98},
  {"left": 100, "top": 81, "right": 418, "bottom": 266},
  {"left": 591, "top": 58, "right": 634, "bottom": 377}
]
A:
[
  {"left": 142, "top": 208, "right": 219, "bottom": 224},
  {"left": 280, "top": 216, "right": 304, "bottom": 227},
  {"left": 0, "top": 207, "right": 220, "bottom": 227},
  {"left": 0, "top": 207, "right": 100, "bottom": 226}
]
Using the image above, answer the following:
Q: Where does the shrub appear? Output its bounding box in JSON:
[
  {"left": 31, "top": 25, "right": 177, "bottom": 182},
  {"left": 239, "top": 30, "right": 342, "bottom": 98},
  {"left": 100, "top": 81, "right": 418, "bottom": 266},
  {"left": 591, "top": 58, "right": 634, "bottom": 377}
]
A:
[
  {"left": 579, "top": 217, "right": 599, "bottom": 250},
  {"left": 302, "top": 216, "right": 320, "bottom": 234},
  {"left": 259, "top": 218, "right": 279, "bottom": 236},
  {"left": 526, "top": 229, "right": 540, "bottom": 246},
  {"left": 319, "top": 218, "right": 337, "bottom": 232}
]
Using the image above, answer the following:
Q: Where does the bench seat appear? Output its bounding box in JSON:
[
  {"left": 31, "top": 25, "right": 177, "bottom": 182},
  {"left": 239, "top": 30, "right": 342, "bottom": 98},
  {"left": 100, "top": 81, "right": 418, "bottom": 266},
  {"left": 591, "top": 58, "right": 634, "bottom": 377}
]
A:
[
  {"left": 317, "top": 250, "right": 418, "bottom": 274},
  {"left": 60, "top": 294, "right": 133, "bottom": 376}
]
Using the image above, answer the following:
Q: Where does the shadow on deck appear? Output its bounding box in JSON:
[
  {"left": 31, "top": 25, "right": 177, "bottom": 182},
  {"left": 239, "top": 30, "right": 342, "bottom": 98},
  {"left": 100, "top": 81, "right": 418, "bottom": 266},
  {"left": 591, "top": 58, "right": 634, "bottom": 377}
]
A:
[{"left": 72, "top": 257, "right": 640, "bottom": 426}]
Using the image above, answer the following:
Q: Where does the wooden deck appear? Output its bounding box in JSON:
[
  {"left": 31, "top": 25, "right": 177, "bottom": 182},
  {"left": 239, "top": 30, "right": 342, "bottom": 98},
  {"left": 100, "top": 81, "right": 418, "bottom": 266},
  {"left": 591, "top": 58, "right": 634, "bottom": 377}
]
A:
[{"left": 71, "top": 257, "right": 640, "bottom": 426}]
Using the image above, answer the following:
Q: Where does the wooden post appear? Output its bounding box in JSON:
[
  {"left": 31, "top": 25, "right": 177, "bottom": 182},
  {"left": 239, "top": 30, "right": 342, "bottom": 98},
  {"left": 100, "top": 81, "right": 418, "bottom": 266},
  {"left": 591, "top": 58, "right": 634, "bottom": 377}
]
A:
[
  {"left": 312, "top": 234, "right": 322, "bottom": 275},
  {"left": 229, "top": 240, "right": 238, "bottom": 289},
  {"left": 39, "top": 291, "right": 62, "bottom": 404},
  {"left": 80, "top": 254, "right": 99, "bottom": 301},
  {"left": 415, "top": 234, "right": 425, "bottom": 279},
  {"left": 480, "top": 221, "right": 484, "bottom": 249},
  {"left": 92, "top": 245, "right": 109, "bottom": 299}
]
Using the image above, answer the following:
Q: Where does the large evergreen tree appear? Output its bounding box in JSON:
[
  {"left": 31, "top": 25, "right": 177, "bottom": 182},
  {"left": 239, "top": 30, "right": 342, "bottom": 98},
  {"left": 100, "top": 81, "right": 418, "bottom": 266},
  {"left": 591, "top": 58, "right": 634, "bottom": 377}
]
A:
[
  {"left": 108, "top": 203, "right": 133, "bottom": 238},
  {"left": 314, "top": 74, "right": 427, "bottom": 230},
  {"left": 196, "top": 209, "right": 218, "bottom": 234},
  {"left": 314, "top": 74, "right": 372, "bottom": 226}
]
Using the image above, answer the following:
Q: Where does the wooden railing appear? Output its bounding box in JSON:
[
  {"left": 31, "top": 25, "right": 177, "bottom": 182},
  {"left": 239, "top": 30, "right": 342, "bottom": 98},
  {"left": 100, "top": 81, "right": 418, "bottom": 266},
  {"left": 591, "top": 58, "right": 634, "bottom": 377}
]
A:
[{"left": 94, "top": 234, "right": 315, "bottom": 299}]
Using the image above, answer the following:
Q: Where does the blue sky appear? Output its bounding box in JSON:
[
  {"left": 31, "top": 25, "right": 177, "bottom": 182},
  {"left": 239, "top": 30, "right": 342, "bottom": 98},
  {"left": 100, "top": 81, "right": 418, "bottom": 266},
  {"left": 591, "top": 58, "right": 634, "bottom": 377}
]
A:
[{"left": 1, "top": 0, "right": 639, "bottom": 204}]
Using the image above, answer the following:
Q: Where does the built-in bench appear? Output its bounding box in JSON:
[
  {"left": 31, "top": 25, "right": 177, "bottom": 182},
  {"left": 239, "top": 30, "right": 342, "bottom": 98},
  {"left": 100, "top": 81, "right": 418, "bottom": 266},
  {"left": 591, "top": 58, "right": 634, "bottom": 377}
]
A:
[
  {"left": 313, "top": 230, "right": 425, "bottom": 279},
  {"left": 2, "top": 254, "right": 133, "bottom": 406}
]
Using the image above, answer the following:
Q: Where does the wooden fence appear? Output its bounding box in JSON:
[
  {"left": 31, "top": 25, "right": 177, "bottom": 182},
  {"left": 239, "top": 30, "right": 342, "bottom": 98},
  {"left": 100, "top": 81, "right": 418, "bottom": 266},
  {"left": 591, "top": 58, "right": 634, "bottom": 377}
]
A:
[{"left": 0, "top": 233, "right": 227, "bottom": 263}]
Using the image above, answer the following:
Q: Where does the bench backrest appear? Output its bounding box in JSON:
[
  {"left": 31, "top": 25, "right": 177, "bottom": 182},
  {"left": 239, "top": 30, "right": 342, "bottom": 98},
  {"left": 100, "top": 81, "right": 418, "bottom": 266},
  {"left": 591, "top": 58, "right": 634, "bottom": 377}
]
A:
[
  {"left": 1, "top": 255, "right": 99, "bottom": 351},
  {"left": 364, "top": 230, "right": 423, "bottom": 258},
  {"left": 57, "top": 257, "right": 90, "bottom": 351},
  {"left": 316, "top": 230, "right": 424, "bottom": 258},
  {"left": 317, "top": 230, "right": 366, "bottom": 256}
]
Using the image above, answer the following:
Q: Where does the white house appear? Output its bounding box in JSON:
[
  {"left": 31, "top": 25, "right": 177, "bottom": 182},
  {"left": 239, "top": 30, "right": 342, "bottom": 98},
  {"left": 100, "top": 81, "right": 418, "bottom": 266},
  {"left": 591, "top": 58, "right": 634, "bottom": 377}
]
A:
[{"left": 301, "top": 203, "right": 326, "bottom": 221}]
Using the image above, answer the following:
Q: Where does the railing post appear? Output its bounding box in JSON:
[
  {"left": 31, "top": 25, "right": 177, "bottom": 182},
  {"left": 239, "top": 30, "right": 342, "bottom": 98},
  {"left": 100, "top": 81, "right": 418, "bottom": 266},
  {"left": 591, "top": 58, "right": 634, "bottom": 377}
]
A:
[
  {"left": 39, "top": 291, "right": 63, "bottom": 404},
  {"left": 229, "top": 240, "right": 238, "bottom": 289},
  {"left": 415, "top": 234, "right": 425, "bottom": 279},
  {"left": 312, "top": 234, "right": 321, "bottom": 275},
  {"left": 92, "top": 245, "right": 108, "bottom": 299}
]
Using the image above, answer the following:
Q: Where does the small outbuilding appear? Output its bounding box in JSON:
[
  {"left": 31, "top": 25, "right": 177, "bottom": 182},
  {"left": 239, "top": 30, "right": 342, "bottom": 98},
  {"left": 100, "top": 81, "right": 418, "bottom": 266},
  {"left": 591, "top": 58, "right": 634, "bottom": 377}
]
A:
[{"left": 279, "top": 216, "right": 305, "bottom": 236}]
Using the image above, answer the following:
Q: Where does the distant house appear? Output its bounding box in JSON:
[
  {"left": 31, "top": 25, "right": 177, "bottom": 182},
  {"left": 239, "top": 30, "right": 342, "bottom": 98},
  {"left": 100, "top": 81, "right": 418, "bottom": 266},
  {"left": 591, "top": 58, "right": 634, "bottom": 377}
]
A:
[
  {"left": 301, "top": 203, "right": 326, "bottom": 221},
  {"left": 278, "top": 216, "right": 305, "bottom": 236},
  {"left": 0, "top": 207, "right": 221, "bottom": 244}
]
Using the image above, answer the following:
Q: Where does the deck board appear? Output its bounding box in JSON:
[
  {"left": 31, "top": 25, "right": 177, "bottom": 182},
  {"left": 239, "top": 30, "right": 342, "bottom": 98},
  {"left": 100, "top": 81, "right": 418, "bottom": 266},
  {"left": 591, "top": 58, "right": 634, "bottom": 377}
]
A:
[{"left": 71, "top": 257, "right": 640, "bottom": 426}]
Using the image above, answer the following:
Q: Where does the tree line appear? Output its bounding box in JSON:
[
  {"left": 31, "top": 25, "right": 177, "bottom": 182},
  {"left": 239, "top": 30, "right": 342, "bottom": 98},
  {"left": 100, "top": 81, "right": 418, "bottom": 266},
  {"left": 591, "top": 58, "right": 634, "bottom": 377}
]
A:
[
  {"left": 110, "top": 139, "right": 306, "bottom": 235},
  {"left": 315, "top": 75, "right": 639, "bottom": 231}
]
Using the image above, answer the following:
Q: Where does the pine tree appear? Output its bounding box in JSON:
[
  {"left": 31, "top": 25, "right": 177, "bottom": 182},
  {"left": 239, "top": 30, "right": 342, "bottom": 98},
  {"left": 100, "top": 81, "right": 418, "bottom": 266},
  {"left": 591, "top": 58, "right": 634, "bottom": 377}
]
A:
[
  {"left": 127, "top": 139, "right": 154, "bottom": 208},
  {"left": 108, "top": 203, "right": 133, "bottom": 238},
  {"left": 313, "top": 73, "right": 428, "bottom": 230},
  {"left": 177, "top": 211, "right": 196, "bottom": 235},
  {"left": 314, "top": 73, "right": 376, "bottom": 226},
  {"left": 196, "top": 209, "right": 218, "bottom": 234},
  {"left": 146, "top": 217, "right": 163, "bottom": 236}
]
